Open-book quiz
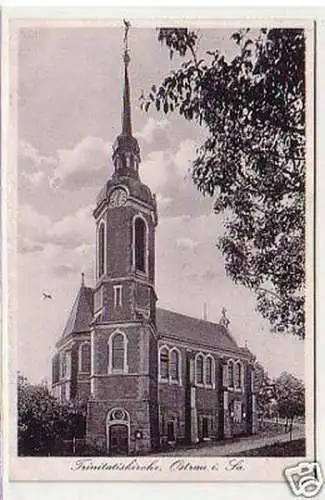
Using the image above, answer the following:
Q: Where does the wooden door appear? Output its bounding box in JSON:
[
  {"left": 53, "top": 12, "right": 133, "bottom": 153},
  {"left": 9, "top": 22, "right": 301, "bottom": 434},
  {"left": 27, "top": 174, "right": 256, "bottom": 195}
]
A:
[{"left": 109, "top": 424, "right": 129, "bottom": 455}]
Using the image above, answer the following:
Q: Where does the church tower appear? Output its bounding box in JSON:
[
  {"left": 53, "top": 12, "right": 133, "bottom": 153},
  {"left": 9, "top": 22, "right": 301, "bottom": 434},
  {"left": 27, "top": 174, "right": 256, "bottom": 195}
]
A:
[{"left": 87, "top": 23, "right": 159, "bottom": 455}]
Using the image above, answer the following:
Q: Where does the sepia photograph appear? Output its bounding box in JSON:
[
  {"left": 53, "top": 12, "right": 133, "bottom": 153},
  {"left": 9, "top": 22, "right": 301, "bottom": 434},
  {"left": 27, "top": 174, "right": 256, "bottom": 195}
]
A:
[{"left": 3, "top": 13, "right": 315, "bottom": 484}]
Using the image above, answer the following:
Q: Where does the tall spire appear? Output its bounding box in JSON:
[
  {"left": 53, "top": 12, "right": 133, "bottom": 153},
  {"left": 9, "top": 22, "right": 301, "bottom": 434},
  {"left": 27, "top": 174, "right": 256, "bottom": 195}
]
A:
[
  {"left": 112, "top": 19, "right": 141, "bottom": 180},
  {"left": 122, "top": 19, "right": 132, "bottom": 136}
]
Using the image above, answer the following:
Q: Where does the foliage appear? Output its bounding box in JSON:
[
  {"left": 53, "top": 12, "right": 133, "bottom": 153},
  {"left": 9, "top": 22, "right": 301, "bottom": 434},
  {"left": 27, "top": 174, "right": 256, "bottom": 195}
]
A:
[
  {"left": 141, "top": 27, "right": 306, "bottom": 338},
  {"left": 274, "top": 371, "right": 305, "bottom": 421},
  {"left": 17, "top": 373, "right": 86, "bottom": 456},
  {"left": 253, "top": 361, "right": 275, "bottom": 417}
]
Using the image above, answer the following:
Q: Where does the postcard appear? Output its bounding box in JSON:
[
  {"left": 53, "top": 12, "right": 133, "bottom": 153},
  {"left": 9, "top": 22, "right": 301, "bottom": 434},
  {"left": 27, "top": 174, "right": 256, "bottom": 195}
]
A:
[{"left": 1, "top": 7, "right": 320, "bottom": 498}]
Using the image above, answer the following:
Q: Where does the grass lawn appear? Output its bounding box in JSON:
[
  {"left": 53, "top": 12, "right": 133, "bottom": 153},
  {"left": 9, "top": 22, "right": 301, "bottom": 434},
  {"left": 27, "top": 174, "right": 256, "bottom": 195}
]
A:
[{"left": 234, "top": 438, "right": 306, "bottom": 457}]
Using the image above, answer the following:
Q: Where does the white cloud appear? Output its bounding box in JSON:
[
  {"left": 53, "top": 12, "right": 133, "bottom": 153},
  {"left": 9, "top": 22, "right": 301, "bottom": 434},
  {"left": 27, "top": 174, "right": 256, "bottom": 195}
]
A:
[
  {"left": 19, "top": 140, "right": 56, "bottom": 188},
  {"left": 18, "top": 203, "right": 95, "bottom": 252},
  {"left": 176, "top": 237, "right": 198, "bottom": 251},
  {"left": 136, "top": 117, "right": 170, "bottom": 143},
  {"left": 173, "top": 139, "right": 197, "bottom": 178},
  {"left": 19, "top": 139, "right": 56, "bottom": 169},
  {"left": 141, "top": 150, "right": 169, "bottom": 192},
  {"left": 50, "top": 136, "right": 111, "bottom": 190},
  {"left": 21, "top": 170, "right": 45, "bottom": 186}
]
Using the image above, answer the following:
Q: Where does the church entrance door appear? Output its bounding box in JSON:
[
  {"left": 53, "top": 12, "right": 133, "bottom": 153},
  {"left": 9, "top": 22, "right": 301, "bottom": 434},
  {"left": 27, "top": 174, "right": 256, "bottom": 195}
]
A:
[{"left": 109, "top": 424, "right": 129, "bottom": 455}]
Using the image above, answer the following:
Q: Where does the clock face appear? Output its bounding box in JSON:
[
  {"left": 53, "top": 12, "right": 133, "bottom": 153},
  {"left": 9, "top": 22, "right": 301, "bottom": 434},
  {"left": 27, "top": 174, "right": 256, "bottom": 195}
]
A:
[{"left": 109, "top": 188, "right": 127, "bottom": 208}]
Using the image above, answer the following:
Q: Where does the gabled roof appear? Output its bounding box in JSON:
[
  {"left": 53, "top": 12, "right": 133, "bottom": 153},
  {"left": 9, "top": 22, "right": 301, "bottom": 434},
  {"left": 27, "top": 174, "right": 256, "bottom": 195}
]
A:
[
  {"left": 156, "top": 307, "right": 240, "bottom": 353},
  {"left": 61, "top": 285, "right": 94, "bottom": 339}
]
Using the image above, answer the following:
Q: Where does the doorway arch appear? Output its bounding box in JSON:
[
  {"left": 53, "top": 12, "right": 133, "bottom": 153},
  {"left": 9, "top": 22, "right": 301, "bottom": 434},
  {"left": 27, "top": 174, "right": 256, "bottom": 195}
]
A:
[{"left": 106, "top": 408, "right": 130, "bottom": 455}]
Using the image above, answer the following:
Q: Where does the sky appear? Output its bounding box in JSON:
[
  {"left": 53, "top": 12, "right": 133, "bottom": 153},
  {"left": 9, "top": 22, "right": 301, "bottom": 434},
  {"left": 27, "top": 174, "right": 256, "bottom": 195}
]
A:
[{"left": 16, "top": 22, "right": 304, "bottom": 383}]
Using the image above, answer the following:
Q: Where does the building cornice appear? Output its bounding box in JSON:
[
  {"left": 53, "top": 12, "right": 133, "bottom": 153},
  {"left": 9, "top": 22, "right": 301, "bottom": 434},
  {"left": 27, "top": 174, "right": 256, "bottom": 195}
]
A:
[{"left": 158, "top": 334, "right": 252, "bottom": 361}]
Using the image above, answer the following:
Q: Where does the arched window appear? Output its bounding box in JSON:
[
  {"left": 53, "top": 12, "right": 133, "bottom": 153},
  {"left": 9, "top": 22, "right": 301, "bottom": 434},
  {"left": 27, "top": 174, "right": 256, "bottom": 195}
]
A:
[
  {"left": 134, "top": 217, "right": 147, "bottom": 273},
  {"left": 79, "top": 342, "right": 91, "bottom": 373},
  {"left": 228, "top": 360, "right": 234, "bottom": 388},
  {"left": 170, "top": 349, "right": 180, "bottom": 382},
  {"left": 235, "top": 361, "right": 243, "bottom": 390},
  {"left": 196, "top": 354, "right": 204, "bottom": 385},
  {"left": 205, "top": 356, "right": 214, "bottom": 386},
  {"left": 98, "top": 222, "right": 105, "bottom": 278},
  {"left": 159, "top": 347, "right": 169, "bottom": 380},
  {"left": 60, "top": 352, "right": 67, "bottom": 379},
  {"left": 112, "top": 333, "right": 125, "bottom": 371}
]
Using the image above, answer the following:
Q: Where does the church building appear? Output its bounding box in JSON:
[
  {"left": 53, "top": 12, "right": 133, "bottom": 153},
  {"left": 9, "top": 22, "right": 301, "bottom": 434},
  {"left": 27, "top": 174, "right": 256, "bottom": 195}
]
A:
[{"left": 51, "top": 26, "right": 257, "bottom": 455}]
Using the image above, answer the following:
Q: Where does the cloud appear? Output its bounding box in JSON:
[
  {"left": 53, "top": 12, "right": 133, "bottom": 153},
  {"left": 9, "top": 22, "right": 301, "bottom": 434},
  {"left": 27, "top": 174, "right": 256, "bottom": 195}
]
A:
[
  {"left": 135, "top": 117, "right": 170, "bottom": 144},
  {"left": 19, "top": 139, "right": 56, "bottom": 169},
  {"left": 19, "top": 140, "right": 56, "bottom": 188},
  {"left": 176, "top": 237, "right": 198, "bottom": 252},
  {"left": 141, "top": 150, "right": 169, "bottom": 192},
  {"left": 19, "top": 137, "right": 112, "bottom": 192},
  {"left": 50, "top": 136, "right": 111, "bottom": 190},
  {"left": 173, "top": 139, "right": 197, "bottom": 178},
  {"left": 53, "top": 263, "right": 79, "bottom": 277},
  {"left": 18, "top": 203, "right": 95, "bottom": 253},
  {"left": 140, "top": 139, "right": 212, "bottom": 219}
]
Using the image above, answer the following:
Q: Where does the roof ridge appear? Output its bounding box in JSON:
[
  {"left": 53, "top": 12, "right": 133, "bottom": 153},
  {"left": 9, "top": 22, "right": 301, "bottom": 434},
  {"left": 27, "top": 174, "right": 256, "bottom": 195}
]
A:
[{"left": 156, "top": 306, "right": 222, "bottom": 327}]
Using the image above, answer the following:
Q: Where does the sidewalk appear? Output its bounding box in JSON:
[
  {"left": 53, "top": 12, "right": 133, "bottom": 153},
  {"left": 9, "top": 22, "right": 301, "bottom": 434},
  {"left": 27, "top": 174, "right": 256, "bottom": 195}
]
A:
[{"left": 155, "top": 427, "right": 305, "bottom": 456}]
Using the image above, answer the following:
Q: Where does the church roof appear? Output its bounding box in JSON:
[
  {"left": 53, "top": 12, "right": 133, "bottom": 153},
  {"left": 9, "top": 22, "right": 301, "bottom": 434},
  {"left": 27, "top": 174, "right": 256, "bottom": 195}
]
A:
[
  {"left": 156, "top": 308, "right": 240, "bottom": 353},
  {"left": 59, "top": 287, "right": 245, "bottom": 356},
  {"left": 61, "top": 285, "right": 94, "bottom": 339}
]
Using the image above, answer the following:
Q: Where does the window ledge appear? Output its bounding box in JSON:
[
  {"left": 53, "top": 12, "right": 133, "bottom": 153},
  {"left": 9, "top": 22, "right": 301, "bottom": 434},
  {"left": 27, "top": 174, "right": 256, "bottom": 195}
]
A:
[
  {"left": 159, "top": 377, "right": 169, "bottom": 384},
  {"left": 135, "top": 269, "right": 147, "bottom": 279},
  {"left": 108, "top": 369, "right": 129, "bottom": 375},
  {"left": 170, "top": 379, "right": 182, "bottom": 386}
]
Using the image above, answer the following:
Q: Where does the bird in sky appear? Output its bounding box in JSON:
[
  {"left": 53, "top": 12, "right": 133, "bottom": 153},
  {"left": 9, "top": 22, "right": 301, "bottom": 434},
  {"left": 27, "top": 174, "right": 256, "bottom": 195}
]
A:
[{"left": 42, "top": 292, "right": 52, "bottom": 300}]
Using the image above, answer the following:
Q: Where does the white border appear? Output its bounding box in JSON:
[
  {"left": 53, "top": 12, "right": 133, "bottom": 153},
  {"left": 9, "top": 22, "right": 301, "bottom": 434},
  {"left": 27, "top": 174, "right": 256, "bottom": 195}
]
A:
[{"left": 1, "top": 8, "right": 318, "bottom": 497}]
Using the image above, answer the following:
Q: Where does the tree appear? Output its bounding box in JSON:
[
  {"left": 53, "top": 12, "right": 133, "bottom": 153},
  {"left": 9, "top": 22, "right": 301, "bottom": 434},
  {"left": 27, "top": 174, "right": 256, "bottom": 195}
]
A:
[
  {"left": 274, "top": 371, "right": 305, "bottom": 435},
  {"left": 253, "top": 361, "right": 275, "bottom": 420},
  {"left": 17, "top": 373, "right": 86, "bottom": 456},
  {"left": 141, "top": 28, "right": 305, "bottom": 338}
]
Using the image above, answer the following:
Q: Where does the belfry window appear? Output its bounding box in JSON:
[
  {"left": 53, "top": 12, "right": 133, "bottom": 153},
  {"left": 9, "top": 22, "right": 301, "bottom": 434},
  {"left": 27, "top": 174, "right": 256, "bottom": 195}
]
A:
[
  {"left": 134, "top": 217, "right": 147, "bottom": 273},
  {"left": 98, "top": 222, "right": 105, "bottom": 278}
]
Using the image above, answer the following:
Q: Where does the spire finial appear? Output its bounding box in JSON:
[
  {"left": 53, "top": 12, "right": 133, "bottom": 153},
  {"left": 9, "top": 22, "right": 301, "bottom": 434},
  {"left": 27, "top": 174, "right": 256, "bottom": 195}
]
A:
[
  {"left": 121, "top": 20, "right": 132, "bottom": 136},
  {"left": 81, "top": 272, "right": 85, "bottom": 287},
  {"left": 220, "top": 307, "right": 230, "bottom": 329},
  {"left": 123, "top": 18, "right": 131, "bottom": 66}
]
